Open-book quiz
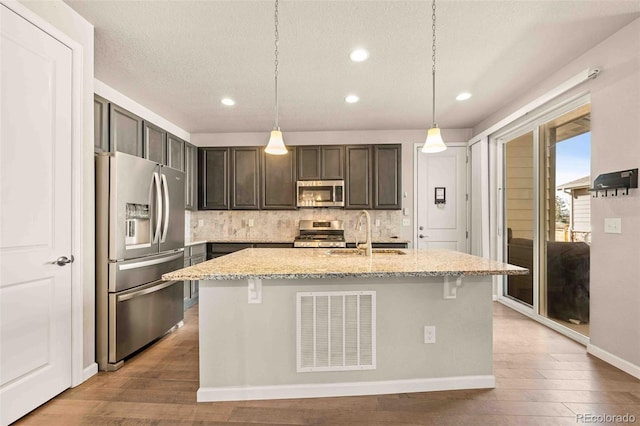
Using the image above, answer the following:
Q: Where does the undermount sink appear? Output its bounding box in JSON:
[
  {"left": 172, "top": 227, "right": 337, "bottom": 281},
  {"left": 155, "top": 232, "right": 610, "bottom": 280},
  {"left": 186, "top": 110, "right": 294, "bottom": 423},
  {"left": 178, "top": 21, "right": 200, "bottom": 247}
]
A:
[{"left": 327, "top": 248, "right": 407, "bottom": 256}]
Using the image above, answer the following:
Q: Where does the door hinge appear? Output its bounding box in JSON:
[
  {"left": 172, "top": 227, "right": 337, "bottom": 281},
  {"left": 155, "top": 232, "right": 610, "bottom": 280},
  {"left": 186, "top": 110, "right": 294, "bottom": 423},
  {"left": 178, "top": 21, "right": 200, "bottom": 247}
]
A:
[
  {"left": 465, "top": 193, "right": 469, "bottom": 201},
  {"left": 466, "top": 231, "right": 469, "bottom": 239}
]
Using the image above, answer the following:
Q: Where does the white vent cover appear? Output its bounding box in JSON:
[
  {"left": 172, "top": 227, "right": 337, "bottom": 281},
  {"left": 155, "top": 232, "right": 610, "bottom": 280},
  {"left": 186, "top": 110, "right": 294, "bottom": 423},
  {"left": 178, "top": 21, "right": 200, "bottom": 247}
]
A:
[{"left": 297, "top": 291, "right": 376, "bottom": 372}]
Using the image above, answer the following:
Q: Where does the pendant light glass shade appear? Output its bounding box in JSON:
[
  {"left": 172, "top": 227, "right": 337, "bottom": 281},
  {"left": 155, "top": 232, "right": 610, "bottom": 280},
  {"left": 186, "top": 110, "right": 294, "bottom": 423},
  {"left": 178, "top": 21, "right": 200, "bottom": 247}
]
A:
[
  {"left": 265, "top": 128, "right": 287, "bottom": 155},
  {"left": 421, "top": 127, "right": 446, "bottom": 153}
]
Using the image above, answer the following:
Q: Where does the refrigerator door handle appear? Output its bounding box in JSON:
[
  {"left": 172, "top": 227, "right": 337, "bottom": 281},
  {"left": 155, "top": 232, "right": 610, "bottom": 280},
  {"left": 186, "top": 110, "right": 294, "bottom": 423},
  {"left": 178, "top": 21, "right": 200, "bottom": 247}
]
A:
[
  {"left": 117, "top": 251, "right": 185, "bottom": 271},
  {"left": 116, "top": 280, "right": 179, "bottom": 302},
  {"left": 152, "top": 172, "right": 162, "bottom": 243},
  {"left": 160, "top": 173, "right": 170, "bottom": 243}
]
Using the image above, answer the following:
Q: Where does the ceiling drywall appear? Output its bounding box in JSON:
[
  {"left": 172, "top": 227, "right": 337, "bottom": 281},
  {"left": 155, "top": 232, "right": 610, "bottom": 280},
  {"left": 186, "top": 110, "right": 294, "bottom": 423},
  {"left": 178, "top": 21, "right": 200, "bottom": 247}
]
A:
[{"left": 63, "top": 0, "right": 640, "bottom": 134}]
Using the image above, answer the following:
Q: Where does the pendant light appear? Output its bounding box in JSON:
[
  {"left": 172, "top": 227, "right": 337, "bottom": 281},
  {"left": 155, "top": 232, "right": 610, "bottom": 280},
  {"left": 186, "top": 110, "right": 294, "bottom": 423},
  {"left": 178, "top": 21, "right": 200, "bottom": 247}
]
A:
[
  {"left": 265, "top": 0, "right": 288, "bottom": 155},
  {"left": 421, "top": 0, "right": 447, "bottom": 154}
]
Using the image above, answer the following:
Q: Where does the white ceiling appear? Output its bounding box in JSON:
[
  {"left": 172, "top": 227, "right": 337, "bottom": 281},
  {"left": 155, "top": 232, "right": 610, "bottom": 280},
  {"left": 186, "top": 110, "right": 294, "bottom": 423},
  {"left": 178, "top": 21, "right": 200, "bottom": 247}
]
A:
[{"left": 64, "top": 0, "right": 640, "bottom": 134}]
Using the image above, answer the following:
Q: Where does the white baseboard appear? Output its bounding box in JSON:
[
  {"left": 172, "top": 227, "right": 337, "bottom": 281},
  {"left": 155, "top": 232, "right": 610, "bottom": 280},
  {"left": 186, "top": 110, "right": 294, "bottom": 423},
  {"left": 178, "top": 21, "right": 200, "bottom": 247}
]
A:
[
  {"left": 197, "top": 375, "right": 495, "bottom": 402},
  {"left": 81, "top": 363, "right": 98, "bottom": 384},
  {"left": 587, "top": 343, "right": 640, "bottom": 380}
]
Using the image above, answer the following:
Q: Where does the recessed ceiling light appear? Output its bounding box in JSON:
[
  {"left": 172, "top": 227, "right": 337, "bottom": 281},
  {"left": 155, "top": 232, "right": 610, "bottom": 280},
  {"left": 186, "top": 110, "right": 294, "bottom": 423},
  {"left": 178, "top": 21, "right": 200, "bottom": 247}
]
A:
[
  {"left": 349, "top": 48, "right": 369, "bottom": 62},
  {"left": 345, "top": 94, "right": 360, "bottom": 104},
  {"left": 220, "top": 97, "right": 235, "bottom": 106},
  {"left": 456, "top": 92, "right": 472, "bottom": 101}
]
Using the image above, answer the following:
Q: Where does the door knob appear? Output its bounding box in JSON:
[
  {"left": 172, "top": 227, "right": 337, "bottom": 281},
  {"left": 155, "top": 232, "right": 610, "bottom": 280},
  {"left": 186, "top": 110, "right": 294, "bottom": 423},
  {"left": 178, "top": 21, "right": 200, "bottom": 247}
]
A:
[
  {"left": 50, "top": 255, "right": 74, "bottom": 266},
  {"left": 419, "top": 226, "right": 424, "bottom": 231},
  {"left": 419, "top": 234, "right": 425, "bottom": 239}
]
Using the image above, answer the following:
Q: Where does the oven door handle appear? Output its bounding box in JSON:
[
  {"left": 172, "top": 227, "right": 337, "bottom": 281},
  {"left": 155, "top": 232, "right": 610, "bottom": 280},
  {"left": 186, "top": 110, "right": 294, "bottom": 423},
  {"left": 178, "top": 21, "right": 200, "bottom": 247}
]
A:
[{"left": 116, "top": 280, "right": 179, "bottom": 302}]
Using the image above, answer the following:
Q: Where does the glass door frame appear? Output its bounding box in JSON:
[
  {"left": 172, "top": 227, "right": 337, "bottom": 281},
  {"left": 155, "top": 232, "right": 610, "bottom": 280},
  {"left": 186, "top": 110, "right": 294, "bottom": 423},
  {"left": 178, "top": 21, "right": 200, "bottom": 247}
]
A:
[
  {"left": 496, "top": 125, "right": 540, "bottom": 318},
  {"left": 492, "top": 93, "right": 591, "bottom": 345}
]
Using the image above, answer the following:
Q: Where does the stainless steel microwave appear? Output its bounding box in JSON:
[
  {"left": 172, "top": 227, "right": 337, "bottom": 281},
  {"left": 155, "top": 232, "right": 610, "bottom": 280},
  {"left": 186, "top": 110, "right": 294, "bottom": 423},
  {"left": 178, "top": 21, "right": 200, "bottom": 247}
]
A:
[{"left": 296, "top": 180, "right": 345, "bottom": 207}]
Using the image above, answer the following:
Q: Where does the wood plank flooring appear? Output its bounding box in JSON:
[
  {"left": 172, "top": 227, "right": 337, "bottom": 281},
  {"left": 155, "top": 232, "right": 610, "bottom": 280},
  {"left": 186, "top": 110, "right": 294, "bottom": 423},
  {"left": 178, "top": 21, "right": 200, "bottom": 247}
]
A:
[{"left": 15, "top": 303, "right": 640, "bottom": 425}]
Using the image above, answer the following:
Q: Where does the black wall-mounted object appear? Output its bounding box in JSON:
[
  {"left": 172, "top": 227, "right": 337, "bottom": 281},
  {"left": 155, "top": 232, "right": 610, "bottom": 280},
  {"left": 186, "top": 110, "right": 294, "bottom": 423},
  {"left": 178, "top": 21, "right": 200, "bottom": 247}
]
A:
[
  {"left": 589, "top": 168, "right": 638, "bottom": 197},
  {"left": 435, "top": 187, "right": 446, "bottom": 204}
]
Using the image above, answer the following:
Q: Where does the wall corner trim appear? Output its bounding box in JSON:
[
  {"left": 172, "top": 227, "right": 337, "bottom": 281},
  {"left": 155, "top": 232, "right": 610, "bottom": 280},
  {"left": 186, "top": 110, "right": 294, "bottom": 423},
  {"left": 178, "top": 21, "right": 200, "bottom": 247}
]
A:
[{"left": 587, "top": 343, "right": 640, "bottom": 380}]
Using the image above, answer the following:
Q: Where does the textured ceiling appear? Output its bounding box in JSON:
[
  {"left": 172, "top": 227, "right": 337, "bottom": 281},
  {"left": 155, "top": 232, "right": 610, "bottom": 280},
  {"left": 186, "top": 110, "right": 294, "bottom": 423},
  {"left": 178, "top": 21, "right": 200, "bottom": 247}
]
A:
[{"left": 64, "top": 0, "right": 640, "bottom": 134}]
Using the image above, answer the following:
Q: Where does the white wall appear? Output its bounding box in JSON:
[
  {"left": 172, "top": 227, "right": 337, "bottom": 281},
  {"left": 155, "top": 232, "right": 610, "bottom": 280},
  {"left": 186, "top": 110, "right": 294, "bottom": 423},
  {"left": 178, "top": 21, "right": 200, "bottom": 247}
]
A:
[
  {"left": 192, "top": 129, "right": 472, "bottom": 245},
  {"left": 18, "top": 0, "right": 95, "bottom": 375},
  {"left": 474, "top": 18, "right": 640, "bottom": 375}
]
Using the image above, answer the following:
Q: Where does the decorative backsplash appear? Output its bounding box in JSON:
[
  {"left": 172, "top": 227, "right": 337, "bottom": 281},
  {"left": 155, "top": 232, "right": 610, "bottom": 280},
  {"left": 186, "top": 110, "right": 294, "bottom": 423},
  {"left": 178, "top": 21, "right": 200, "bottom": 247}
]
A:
[{"left": 186, "top": 209, "right": 404, "bottom": 242}]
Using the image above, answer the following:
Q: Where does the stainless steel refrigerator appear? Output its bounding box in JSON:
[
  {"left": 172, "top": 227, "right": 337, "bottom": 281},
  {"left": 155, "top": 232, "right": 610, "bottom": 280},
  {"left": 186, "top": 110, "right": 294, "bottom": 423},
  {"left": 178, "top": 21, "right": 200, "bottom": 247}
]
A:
[{"left": 96, "top": 151, "right": 185, "bottom": 371}]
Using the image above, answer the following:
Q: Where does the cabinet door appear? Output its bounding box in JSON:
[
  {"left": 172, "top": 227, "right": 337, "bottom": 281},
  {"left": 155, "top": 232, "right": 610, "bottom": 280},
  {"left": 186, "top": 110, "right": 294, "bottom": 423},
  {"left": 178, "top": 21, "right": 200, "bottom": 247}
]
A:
[
  {"left": 167, "top": 134, "right": 185, "bottom": 171},
  {"left": 94, "top": 95, "right": 109, "bottom": 153},
  {"left": 321, "top": 145, "right": 344, "bottom": 179},
  {"left": 199, "top": 148, "right": 229, "bottom": 210},
  {"left": 109, "top": 103, "right": 143, "bottom": 157},
  {"left": 345, "top": 145, "right": 372, "bottom": 209},
  {"left": 297, "top": 146, "right": 320, "bottom": 180},
  {"left": 184, "top": 142, "right": 197, "bottom": 210},
  {"left": 262, "top": 149, "right": 296, "bottom": 209},
  {"left": 143, "top": 121, "right": 166, "bottom": 165},
  {"left": 230, "top": 147, "right": 260, "bottom": 210},
  {"left": 373, "top": 144, "right": 402, "bottom": 209}
]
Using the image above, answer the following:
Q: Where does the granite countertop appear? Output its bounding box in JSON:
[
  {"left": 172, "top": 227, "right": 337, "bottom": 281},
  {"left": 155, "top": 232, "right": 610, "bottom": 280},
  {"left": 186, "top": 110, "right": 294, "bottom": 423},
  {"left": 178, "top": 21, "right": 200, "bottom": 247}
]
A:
[
  {"left": 185, "top": 238, "right": 410, "bottom": 245},
  {"left": 163, "top": 248, "right": 528, "bottom": 281},
  {"left": 184, "top": 240, "right": 208, "bottom": 247}
]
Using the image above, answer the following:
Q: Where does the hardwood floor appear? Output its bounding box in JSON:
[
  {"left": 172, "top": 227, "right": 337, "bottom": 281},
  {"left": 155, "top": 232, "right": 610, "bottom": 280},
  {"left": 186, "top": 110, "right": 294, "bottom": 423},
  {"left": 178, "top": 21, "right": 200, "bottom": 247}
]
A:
[{"left": 16, "top": 303, "right": 640, "bottom": 425}]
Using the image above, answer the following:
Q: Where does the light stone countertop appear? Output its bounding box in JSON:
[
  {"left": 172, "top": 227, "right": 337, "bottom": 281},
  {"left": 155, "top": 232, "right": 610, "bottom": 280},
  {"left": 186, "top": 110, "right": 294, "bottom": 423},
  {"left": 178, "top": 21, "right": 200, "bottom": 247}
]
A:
[
  {"left": 184, "top": 240, "right": 208, "bottom": 247},
  {"left": 163, "top": 248, "right": 528, "bottom": 281}
]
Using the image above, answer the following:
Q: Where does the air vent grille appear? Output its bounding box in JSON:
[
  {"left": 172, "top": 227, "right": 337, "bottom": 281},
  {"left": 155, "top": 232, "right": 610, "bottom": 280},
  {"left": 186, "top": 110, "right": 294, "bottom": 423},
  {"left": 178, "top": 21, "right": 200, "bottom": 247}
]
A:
[{"left": 297, "top": 291, "right": 376, "bottom": 372}]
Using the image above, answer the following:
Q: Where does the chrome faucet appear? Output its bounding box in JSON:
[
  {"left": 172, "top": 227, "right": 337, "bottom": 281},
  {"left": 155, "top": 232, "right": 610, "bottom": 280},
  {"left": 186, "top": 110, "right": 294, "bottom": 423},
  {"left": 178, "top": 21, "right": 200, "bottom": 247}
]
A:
[{"left": 355, "top": 210, "right": 372, "bottom": 256}]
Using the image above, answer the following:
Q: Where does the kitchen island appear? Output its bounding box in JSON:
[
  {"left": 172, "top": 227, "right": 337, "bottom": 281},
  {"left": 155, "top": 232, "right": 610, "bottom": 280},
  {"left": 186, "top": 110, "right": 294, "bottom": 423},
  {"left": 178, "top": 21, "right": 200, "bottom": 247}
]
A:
[{"left": 163, "top": 248, "right": 527, "bottom": 402}]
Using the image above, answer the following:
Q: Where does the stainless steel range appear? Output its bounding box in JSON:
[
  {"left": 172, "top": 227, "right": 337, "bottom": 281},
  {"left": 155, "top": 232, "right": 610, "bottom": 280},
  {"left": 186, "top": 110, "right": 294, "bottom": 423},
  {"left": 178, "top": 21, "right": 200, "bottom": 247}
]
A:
[{"left": 294, "top": 220, "right": 346, "bottom": 248}]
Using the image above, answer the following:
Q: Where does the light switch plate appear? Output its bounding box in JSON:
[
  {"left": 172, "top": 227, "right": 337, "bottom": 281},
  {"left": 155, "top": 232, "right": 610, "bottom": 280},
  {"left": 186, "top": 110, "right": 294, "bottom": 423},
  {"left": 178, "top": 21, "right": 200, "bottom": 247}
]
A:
[{"left": 604, "top": 218, "right": 622, "bottom": 234}]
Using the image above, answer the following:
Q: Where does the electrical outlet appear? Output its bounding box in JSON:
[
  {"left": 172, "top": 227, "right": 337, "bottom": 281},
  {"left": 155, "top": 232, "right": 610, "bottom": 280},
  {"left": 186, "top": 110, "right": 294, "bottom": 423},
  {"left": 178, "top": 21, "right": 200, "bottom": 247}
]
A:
[
  {"left": 375, "top": 219, "right": 381, "bottom": 227},
  {"left": 248, "top": 219, "right": 255, "bottom": 227},
  {"left": 424, "top": 325, "right": 436, "bottom": 344},
  {"left": 402, "top": 218, "right": 411, "bottom": 226},
  {"left": 198, "top": 219, "right": 204, "bottom": 227}
]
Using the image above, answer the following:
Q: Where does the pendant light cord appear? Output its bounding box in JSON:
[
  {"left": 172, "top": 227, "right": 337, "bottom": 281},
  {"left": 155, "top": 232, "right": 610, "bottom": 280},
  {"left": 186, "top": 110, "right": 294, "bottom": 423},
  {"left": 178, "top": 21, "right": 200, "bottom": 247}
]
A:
[
  {"left": 431, "top": 0, "right": 437, "bottom": 128},
  {"left": 274, "top": 0, "right": 280, "bottom": 129}
]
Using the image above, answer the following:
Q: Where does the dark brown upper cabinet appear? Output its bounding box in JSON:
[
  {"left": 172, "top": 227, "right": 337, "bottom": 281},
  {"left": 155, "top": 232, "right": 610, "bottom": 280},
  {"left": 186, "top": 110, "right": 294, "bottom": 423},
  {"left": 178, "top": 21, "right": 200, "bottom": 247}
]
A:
[
  {"left": 199, "top": 147, "right": 229, "bottom": 210},
  {"left": 345, "top": 145, "right": 373, "bottom": 209},
  {"left": 373, "top": 144, "right": 402, "bottom": 209},
  {"left": 167, "top": 134, "right": 185, "bottom": 171},
  {"left": 261, "top": 149, "right": 297, "bottom": 210},
  {"left": 230, "top": 147, "right": 260, "bottom": 210},
  {"left": 109, "top": 103, "right": 143, "bottom": 157},
  {"left": 94, "top": 95, "right": 109, "bottom": 153},
  {"left": 297, "top": 145, "right": 344, "bottom": 180},
  {"left": 143, "top": 121, "right": 167, "bottom": 165},
  {"left": 184, "top": 142, "right": 197, "bottom": 210}
]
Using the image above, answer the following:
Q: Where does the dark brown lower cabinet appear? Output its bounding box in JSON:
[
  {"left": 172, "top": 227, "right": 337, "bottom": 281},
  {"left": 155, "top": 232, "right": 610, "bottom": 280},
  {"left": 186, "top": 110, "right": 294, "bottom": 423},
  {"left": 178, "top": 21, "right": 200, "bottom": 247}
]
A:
[{"left": 345, "top": 145, "right": 373, "bottom": 209}]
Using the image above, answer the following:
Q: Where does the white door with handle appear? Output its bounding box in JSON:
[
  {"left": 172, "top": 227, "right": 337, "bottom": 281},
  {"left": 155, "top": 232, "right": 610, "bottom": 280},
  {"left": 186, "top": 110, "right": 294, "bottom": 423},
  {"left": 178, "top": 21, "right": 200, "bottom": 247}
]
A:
[
  {"left": 0, "top": 4, "right": 73, "bottom": 424},
  {"left": 415, "top": 145, "right": 467, "bottom": 251}
]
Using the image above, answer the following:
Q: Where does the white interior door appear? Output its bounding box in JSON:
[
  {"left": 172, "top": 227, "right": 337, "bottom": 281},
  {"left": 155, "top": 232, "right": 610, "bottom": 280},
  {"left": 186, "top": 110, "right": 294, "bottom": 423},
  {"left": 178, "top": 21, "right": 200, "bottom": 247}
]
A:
[
  {"left": 416, "top": 145, "right": 467, "bottom": 251},
  {"left": 0, "top": 5, "right": 73, "bottom": 424}
]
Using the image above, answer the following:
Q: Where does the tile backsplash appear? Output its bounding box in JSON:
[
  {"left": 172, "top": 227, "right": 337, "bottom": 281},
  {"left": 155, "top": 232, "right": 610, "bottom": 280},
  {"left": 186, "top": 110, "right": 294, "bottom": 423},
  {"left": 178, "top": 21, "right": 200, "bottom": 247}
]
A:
[{"left": 187, "top": 209, "right": 404, "bottom": 242}]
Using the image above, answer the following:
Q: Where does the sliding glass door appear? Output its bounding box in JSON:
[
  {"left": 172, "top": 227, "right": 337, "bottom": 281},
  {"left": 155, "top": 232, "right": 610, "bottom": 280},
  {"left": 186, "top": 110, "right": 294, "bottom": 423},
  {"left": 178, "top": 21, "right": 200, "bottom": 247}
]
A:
[
  {"left": 503, "top": 130, "right": 536, "bottom": 308},
  {"left": 541, "top": 106, "right": 591, "bottom": 336},
  {"left": 497, "top": 98, "right": 591, "bottom": 339}
]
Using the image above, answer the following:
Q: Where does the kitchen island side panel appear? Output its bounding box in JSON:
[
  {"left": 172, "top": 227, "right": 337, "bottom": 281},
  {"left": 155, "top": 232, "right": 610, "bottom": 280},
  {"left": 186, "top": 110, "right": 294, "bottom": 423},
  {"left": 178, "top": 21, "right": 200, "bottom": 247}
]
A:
[{"left": 198, "top": 276, "right": 493, "bottom": 397}]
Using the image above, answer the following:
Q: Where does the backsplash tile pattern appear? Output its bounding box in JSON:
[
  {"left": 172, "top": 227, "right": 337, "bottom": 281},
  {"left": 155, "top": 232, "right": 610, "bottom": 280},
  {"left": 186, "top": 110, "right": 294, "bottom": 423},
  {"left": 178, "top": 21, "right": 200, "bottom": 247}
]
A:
[{"left": 188, "top": 209, "right": 403, "bottom": 242}]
